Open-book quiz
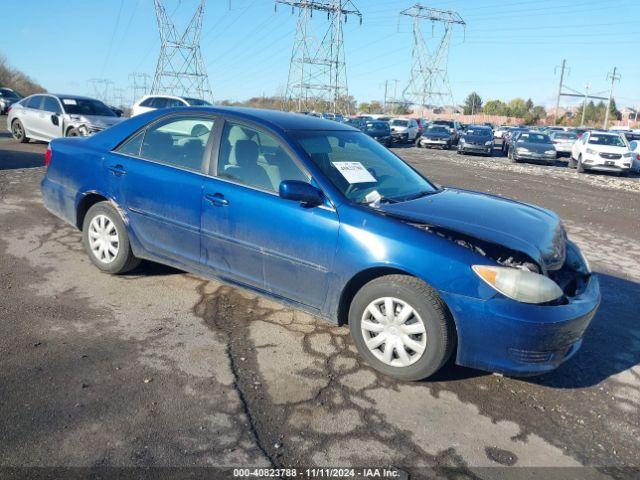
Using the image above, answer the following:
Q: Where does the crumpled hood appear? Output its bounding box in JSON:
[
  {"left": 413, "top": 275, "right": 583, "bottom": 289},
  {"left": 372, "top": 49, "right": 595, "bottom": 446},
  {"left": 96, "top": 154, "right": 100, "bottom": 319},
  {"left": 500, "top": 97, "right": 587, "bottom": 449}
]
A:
[{"left": 378, "top": 188, "right": 566, "bottom": 270}]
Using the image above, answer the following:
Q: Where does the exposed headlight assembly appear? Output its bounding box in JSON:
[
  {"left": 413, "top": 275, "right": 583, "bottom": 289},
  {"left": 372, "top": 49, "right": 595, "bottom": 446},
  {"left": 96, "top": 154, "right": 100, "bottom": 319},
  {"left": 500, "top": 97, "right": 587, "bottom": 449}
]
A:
[
  {"left": 586, "top": 148, "right": 597, "bottom": 155},
  {"left": 545, "top": 150, "right": 556, "bottom": 155},
  {"left": 472, "top": 265, "right": 563, "bottom": 304}
]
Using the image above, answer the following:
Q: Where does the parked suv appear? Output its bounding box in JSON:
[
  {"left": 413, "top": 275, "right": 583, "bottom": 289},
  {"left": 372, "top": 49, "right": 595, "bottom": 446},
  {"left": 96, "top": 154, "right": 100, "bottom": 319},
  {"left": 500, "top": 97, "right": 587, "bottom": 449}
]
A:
[
  {"left": 0, "top": 88, "right": 22, "bottom": 114},
  {"left": 131, "top": 94, "right": 211, "bottom": 117},
  {"left": 8, "top": 93, "right": 123, "bottom": 142},
  {"left": 570, "top": 131, "right": 633, "bottom": 175},
  {"left": 389, "top": 118, "right": 419, "bottom": 143}
]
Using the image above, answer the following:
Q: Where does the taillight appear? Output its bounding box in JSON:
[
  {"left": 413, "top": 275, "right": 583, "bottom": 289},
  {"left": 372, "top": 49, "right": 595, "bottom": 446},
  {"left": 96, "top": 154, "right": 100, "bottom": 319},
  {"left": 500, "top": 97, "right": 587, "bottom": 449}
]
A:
[{"left": 45, "top": 146, "right": 52, "bottom": 167}]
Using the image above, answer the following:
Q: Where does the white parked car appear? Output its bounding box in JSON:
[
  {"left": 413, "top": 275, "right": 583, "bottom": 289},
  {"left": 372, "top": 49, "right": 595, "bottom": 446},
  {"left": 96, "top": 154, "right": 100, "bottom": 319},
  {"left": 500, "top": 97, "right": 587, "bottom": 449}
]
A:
[
  {"left": 7, "top": 93, "right": 123, "bottom": 142},
  {"left": 549, "top": 130, "right": 579, "bottom": 158},
  {"left": 131, "top": 94, "right": 211, "bottom": 117},
  {"left": 570, "top": 131, "right": 634, "bottom": 175},
  {"left": 389, "top": 118, "right": 419, "bottom": 143},
  {"left": 493, "top": 125, "right": 510, "bottom": 139}
]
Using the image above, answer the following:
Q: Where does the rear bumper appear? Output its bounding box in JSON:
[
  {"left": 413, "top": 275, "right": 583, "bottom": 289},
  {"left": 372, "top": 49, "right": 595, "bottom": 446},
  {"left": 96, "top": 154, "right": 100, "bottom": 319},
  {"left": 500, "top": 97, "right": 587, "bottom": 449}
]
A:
[
  {"left": 420, "top": 138, "right": 451, "bottom": 147},
  {"left": 442, "top": 274, "right": 601, "bottom": 376}
]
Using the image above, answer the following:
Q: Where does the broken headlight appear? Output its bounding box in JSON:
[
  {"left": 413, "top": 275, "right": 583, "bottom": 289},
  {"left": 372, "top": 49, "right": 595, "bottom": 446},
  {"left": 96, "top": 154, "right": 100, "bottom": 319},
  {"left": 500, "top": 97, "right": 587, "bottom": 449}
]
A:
[{"left": 472, "top": 265, "right": 563, "bottom": 304}]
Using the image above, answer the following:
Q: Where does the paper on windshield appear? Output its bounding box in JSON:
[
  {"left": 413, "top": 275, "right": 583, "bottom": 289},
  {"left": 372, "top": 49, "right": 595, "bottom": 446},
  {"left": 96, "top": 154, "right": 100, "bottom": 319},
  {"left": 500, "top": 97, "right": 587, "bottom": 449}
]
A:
[
  {"left": 62, "top": 99, "right": 77, "bottom": 105},
  {"left": 332, "top": 162, "right": 376, "bottom": 184}
]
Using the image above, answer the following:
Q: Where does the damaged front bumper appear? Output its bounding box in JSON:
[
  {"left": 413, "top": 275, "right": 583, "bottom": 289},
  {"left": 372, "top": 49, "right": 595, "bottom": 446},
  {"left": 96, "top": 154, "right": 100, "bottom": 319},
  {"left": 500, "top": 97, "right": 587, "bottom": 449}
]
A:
[{"left": 441, "top": 273, "right": 600, "bottom": 376}]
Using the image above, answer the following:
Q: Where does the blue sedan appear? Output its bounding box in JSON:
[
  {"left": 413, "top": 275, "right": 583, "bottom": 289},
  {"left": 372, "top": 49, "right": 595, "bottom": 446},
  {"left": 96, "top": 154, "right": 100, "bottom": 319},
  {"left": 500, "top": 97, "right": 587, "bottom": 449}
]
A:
[{"left": 41, "top": 107, "right": 600, "bottom": 381}]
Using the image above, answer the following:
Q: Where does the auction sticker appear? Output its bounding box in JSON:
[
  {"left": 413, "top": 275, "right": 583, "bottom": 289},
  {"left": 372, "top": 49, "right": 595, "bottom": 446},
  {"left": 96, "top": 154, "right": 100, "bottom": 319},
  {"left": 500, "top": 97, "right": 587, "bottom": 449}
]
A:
[{"left": 332, "top": 162, "right": 376, "bottom": 183}]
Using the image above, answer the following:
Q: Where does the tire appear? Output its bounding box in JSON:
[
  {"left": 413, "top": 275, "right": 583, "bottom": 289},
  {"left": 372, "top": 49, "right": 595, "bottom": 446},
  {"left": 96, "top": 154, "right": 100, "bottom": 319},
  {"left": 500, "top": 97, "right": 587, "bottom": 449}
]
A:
[
  {"left": 568, "top": 156, "right": 576, "bottom": 169},
  {"left": 67, "top": 127, "right": 81, "bottom": 137},
  {"left": 82, "top": 202, "right": 141, "bottom": 274},
  {"left": 11, "top": 119, "right": 29, "bottom": 143},
  {"left": 348, "top": 274, "right": 455, "bottom": 381},
  {"left": 577, "top": 155, "right": 585, "bottom": 173},
  {"left": 508, "top": 148, "right": 518, "bottom": 163}
]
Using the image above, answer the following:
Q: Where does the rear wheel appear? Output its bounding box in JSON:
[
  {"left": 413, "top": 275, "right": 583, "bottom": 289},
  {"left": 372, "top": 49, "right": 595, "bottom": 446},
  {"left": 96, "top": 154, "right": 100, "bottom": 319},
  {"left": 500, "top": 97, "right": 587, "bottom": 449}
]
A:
[
  {"left": 11, "top": 119, "right": 29, "bottom": 143},
  {"left": 82, "top": 202, "right": 141, "bottom": 274},
  {"left": 349, "top": 275, "right": 455, "bottom": 381}
]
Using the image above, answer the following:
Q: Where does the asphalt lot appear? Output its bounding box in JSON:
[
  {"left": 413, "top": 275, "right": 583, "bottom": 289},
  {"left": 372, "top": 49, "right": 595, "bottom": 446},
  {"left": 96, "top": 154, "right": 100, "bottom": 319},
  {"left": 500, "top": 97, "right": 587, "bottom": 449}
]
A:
[{"left": 1, "top": 117, "right": 639, "bottom": 478}]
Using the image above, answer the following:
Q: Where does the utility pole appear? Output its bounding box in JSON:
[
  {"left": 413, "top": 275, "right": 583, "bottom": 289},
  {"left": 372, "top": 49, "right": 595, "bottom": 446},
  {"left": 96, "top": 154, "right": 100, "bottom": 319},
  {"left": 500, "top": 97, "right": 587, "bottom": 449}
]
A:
[
  {"left": 603, "top": 67, "right": 620, "bottom": 130},
  {"left": 580, "top": 82, "right": 590, "bottom": 126},
  {"left": 152, "top": 0, "right": 212, "bottom": 101},
  {"left": 276, "top": 0, "right": 362, "bottom": 115},
  {"left": 399, "top": 5, "right": 465, "bottom": 110},
  {"left": 553, "top": 59, "right": 567, "bottom": 124},
  {"left": 129, "top": 72, "right": 151, "bottom": 104},
  {"left": 383, "top": 80, "right": 388, "bottom": 113}
]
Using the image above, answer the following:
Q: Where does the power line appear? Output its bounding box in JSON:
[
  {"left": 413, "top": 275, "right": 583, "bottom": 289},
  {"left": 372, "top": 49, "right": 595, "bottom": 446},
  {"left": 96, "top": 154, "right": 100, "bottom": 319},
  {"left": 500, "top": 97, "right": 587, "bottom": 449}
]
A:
[{"left": 100, "top": 0, "right": 125, "bottom": 77}]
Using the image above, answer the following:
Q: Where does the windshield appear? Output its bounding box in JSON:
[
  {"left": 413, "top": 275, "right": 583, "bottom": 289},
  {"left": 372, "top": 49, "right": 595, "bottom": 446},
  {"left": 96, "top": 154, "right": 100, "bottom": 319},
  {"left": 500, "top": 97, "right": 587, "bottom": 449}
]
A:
[
  {"left": 465, "top": 127, "right": 492, "bottom": 137},
  {"left": 426, "top": 126, "right": 449, "bottom": 134},
  {"left": 61, "top": 98, "right": 116, "bottom": 117},
  {"left": 364, "top": 122, "right": 389, "bottom": 132},
  {"left": 293, "top": 131, "right": 438, "bottom": 204},
  {"left": 518, "top": 133, "right": 551, "bottom": 144},
  {"left": 0, "top": 89, "right": 20, "bottom": 99},
  {"left": 552, "top": 132, "right": 578, "bottom": 140},
  {"left": 183, "top": 97, "right": 212, "bottom": 106},
  {"left": 588, "top": 134, "right": 626, "bottom": 147},
  {"left": 391, "top": 120, "right": 408, "bottom": 127},
  {"left": 433, "top": 121, "right": 453, "bottom": 128}
]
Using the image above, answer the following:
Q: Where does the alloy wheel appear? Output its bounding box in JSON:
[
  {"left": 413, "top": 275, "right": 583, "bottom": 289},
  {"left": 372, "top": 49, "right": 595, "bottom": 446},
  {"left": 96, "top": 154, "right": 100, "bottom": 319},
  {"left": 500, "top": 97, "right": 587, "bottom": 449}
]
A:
[
  {"left": 360, "top": 297, "right": 427, "bottom": 367},
  {"left": 12, "top": 122, "right": 23, "bottom": 140},
  {"left": 87, "top": 214, "right": 119, "bottom": 264}
]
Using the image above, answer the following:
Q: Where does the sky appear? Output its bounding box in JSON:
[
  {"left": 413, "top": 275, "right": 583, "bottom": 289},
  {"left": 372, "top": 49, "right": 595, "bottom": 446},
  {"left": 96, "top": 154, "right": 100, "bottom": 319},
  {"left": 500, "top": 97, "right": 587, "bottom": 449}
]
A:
[{"left": 3, "top": 0, "right": 639, "bottom": 110}]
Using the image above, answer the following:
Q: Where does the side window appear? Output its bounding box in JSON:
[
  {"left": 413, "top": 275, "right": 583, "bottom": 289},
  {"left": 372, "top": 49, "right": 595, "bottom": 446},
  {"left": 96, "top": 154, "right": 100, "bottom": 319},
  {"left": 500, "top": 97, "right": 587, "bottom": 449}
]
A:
[
  {"left": 139, "top": 116, "right": 214, "bottom": 172},
  {"left": 42, "top": 97, "right": 62, "bottom": 114},
  {"left": 166, "top": 98, "right": 185, "bottom": 108},
  {"left": 151, "top": 97, "right": 168, "bottom": 108},
  {"left": 26, "top": 96, "right": 43, "bottom": 110},
  {"left": 140, "top": 97, "right": 155, "bottom": 107},
  {"left": 116, "top": 131, "right": 145, "bottom": 157},
  {"left": 216, "top": 122, "right": 308, "bottom": 192}
]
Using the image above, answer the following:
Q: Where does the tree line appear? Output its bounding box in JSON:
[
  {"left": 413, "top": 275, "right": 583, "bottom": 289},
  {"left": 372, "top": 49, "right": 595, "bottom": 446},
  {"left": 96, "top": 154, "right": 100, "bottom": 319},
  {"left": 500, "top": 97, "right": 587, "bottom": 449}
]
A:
[{"left": 0, "top": 56, "right": 46, "bottom": 97}]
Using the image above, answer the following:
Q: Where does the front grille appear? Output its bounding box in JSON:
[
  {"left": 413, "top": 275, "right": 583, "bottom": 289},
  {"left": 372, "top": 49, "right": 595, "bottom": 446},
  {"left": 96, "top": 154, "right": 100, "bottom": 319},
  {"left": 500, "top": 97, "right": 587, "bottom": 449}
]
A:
[{"left": 599, "top": 152, "right": 621, "bottom": 160}]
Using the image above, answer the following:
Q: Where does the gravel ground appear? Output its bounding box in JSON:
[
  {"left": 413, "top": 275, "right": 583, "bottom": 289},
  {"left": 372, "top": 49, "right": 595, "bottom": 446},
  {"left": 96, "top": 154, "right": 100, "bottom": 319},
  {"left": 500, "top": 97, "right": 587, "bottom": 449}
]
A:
[{"left": 1, "top": 118, "right": 639, "bottom": 479}]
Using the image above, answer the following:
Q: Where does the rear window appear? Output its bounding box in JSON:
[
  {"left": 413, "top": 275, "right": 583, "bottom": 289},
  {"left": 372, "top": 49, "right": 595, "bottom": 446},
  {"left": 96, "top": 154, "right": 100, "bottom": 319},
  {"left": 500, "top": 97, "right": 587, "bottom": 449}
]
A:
[
  {"left": 391, "top": 120, "right": 408, "bottom": 127},
  {"left": 553, "top": 132, "right": 578, "bottom": 140},
  {"left": 518, "top": 133, "right": 551, "bottom": 144},
  {"left": 465, "top": 128, "right": 491, "bottom": 136}
]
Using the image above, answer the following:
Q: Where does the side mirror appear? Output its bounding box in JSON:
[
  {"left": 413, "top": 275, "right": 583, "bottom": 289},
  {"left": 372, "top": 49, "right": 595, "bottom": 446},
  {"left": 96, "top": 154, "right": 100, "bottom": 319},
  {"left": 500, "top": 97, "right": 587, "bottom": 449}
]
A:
[
  {"left": 630, "top": 141, "right": 638, "bottom": 150},
  {"left": 51, "top": 114, "right": 59, "bottom": 126},
  {"left": 279, "top": 180, "right": 324, "bottom": 207}
]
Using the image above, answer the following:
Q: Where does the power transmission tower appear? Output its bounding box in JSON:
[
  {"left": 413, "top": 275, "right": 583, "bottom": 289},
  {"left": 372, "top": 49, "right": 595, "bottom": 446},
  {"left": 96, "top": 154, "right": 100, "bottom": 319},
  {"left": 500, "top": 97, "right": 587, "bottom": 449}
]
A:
[
  {"left": 399, "top": 4, "right": 465, "bottom": 113},
  {"left": 276, "top": 0, "right": 362, "bottom": 115},
  {"left": 151, "top": 0, "right": 212, "bottom": 101},
  {"left": 129, "top": 72, "right": 151, "bottom": 103},
  {"left": 87, "top": 78, "right": 114, "bottom": 103},
  {"left": 553, "top": 59, "right": 568, "bottom": 124},
  {"left": 603, "top": 67, "right": 620, "bottom": 129}
]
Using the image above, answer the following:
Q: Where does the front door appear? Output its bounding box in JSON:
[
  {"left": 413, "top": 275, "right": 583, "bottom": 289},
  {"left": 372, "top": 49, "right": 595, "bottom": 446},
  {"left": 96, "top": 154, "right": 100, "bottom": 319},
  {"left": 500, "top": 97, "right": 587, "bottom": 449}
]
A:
[
  {"left": 201, "top": 120, "right": 339, "bottom": 309},
  {"left": 109, "top": 114, "right": 216, "bottom": 267},
  {"left": 39, "top": 96, "right": 64, "bottom": 140}
]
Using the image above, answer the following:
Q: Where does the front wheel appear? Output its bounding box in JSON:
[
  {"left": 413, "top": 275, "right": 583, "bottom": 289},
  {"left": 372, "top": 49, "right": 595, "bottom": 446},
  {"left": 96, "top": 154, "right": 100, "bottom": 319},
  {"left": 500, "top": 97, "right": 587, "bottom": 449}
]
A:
[
  {"left": 82, "top": 202, "right": 141, "bottom": 274},
  {"left": 568, "top": 156, "right": 577, "bottom": 169},
  {"left": 349, "top": 275, "right": 455, "bottom": 381},
  {"left": 67, "top": 127, "right": 81, "bottom": 137},
  {"left": 577, "top": 155, "right": 585, "bottom": 174}
]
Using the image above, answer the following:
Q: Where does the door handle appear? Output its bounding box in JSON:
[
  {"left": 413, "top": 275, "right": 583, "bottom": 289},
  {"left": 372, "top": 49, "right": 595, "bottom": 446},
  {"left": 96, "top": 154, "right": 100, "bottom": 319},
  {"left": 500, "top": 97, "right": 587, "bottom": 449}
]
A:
[
  {"left": 108, "top": 164, "right": 127, "bottom": 176},
  {"left": 205, "top": 193, "right": 229, "bottom": 206}
]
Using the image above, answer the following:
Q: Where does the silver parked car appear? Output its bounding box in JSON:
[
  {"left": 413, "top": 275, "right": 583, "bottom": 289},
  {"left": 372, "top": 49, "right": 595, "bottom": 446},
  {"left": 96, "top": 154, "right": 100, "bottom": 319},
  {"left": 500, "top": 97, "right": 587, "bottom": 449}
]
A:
[
  {"left": 0, "top": 88, "right": 22, "bottom": 114},
  {"left": 8, "top": 93, "right": 123, "bottom": 143}
]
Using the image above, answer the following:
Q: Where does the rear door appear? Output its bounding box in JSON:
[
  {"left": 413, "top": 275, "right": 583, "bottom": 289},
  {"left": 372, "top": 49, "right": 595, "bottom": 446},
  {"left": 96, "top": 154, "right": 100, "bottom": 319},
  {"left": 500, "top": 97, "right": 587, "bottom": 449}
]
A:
[
  {"left": 21, "top": 95, "right": 44, "bottom": 138},
  {"left": 109, "top": 114, "right": 217, "bottom": 267},
  {"left": 201, "top": 119, "right": 339, "bottom": 309}
]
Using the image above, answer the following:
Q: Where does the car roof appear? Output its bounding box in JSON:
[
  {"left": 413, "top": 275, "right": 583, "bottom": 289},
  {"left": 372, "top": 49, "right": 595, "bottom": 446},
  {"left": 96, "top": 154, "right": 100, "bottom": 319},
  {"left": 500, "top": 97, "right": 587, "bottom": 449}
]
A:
[
  {"left": 150, "top": 106, "right": 357, "bottom": 132},
  {"left": 50, "top": 93, "right": 102, "bottom": 101}
]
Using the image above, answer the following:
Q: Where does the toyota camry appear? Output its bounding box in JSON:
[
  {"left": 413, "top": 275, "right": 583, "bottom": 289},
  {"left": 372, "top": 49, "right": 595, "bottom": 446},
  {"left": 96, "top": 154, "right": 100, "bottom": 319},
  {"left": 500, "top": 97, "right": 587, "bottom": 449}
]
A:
[{"left": 41, "top": 107, "right": 600, "bottom": 381}]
